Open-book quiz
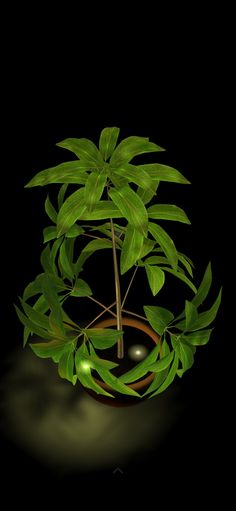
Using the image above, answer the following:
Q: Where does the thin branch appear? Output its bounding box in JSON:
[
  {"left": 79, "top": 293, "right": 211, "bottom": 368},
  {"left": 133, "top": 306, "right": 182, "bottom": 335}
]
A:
[
  {"left": 81, "top": 233, "right": 104, "bottom": 241},
  {"left": 87, "top": 295, "right": 110, "bottom": 310},
  {"left": 84, "top": 301, "right": 117, "bottom": 329},
  {"left": 121, "top": 308, "right": 148, "bottom": 322},
  {"left": 121, "top": 266, "right": 138, "bottom": 308},
  {"left": 110, "top": 218, "right": 124, "bottom": 359}
]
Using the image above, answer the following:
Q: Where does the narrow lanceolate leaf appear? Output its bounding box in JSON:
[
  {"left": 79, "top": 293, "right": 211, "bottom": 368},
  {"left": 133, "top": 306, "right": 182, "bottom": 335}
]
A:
[
  {"left": 19, "top": 297, "right": 50, "bottom": 331},
  {"left": 79, "top": 201, "right": 122, "bottom": 220},
  {"left": 70, "top": 279, "right": 92, "bottom": 297},
  {"left": 120, "top": 225, "right": 144, "bottom": 275},
  {"left": 149, "top": 351, "right": 179, "bottom": 397},
  {"left": 59, "top": 240, "right": 74, "bottom": 280},
  {"left": 83, "top": 328, "right": 123, "bottom": 349},
  {"left": 58, "top": 349, "right": 75, "bottom": 383},
  {"left": 84, "top": 344, "right": 119, "bottom": 370},
  {"left": 99, "top": 127, "right": 120, "bottom": 161},
  {"left": 139, "top": 238, "right": 156, "bottom": 259},
  {"left": 119, "top": 344, "right": 160, "bottom": 383},
  {"left": 25, "top": 161, "right": 91, "bottom": 187},
  {"left": 45, "top": 195, "right": 57, "bottom": 223},
  {"left": 14, "top": 305, "right": 53, "bottom": 340},
  {"left": 110, "top": 136, "right": 165, "bottom": 167},
  {"left": 142, "top": 256, "right": 170, "bottom": 266},
  {"left": 75, "top": 346, "right": 114, "bottom": 397},
  {"left": 112, "top": 163, "right": 155, "bottom": 192},
  {"left": 57, "top": 187, "right": 86, "bottom": 237},
  {"left": 148, "top": 222, "right": 178, "bottom": 270},
  {"left": 177, "top": 252, "right": 194, "bottom": 277},
  {"left": 43, "top": 226, "right": 57, "bottom": 243},
  {"left": 161, "top": 267, "right": 197, "bottom": 294},
  {"left": 75, "top": 238, "right": 113, "bottom": 274},
  {"left": 137, "top": 164, "right": 190, "bottom": 184},
  {"left": 178, "top": 342, "right": 194, "bottom": 373},
  {"left": 30, "top": 339, "right": 72, "bottom": 359},
  {"left": 57, "top": 183, "right": 68, "bottom": 209},
  {"left": 56, "top": 138, "right": 104, "bottom": 166},
  {"left": 96, "top": 367, "right": 141, "bottom": 397},
  {"left": 41, "top": 275, "right": 65, "bottom": 333},
  {"left": 40, "top": 244, "right": 54, "bottom": 274},
  {"left": 84, "top": 169, "right": 107, "bottom": 212},
  {"left": 148, "top": 351, "right": 174, "bottom": 373},
  {"left": 137, "top": 181, "right": 160, "bottom": 205},
  {"left": 175, "top": 288, "right": 222, "bottom": 331},
  {"left": 147, "top": 204, "right": 191, "bottom": 224},
  {"left": 142, "top": 339, "right": 170, "bottom": 396},
  {"left": 144, "top": 305, "right": 174, "bottom": 336},
  {"left": 185, "top": 300, "right": 198, "bottom": 330},
  {"left": 192, "top": 262, "right": 212, "bottom": 308},
  {"left": 145, "top": 265, "right": 165, "bottom": 296},
  {"left": 182, "top": 329, "right": 213, "bottom": 346},
  {"left": 109, "top": 185, "right": 148, "bottom": 236}
]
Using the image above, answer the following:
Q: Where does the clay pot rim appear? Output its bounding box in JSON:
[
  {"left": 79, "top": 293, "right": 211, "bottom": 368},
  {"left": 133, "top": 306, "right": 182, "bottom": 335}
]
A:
[{"left": 92, "top": 316, "right": 160, "bottom": 392}]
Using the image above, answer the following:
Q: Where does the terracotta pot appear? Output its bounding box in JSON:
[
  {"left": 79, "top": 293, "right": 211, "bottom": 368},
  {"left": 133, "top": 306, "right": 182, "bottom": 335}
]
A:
[{"left": 82, "top": 316, "right": 160, "bottom": 407}]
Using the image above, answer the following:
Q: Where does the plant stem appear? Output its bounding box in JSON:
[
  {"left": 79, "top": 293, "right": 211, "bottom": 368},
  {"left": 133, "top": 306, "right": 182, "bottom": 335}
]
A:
[
  {"left": 121, "top": 266, "right": 138, "bottom": 308},
  {"left": 110, "top": 218, "right": 124, "bottom": 359},
  {"left": 121, "top": 308, "right": 148, "bottom": 322},
  {"left": 84, "top": 301, "right": 117, "bottom": 329}
]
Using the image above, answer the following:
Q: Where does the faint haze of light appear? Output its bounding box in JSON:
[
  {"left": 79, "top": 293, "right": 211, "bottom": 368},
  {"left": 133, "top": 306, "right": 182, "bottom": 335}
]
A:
[{"left": 1, "top": 350, "right": 182, "bottom": 473}]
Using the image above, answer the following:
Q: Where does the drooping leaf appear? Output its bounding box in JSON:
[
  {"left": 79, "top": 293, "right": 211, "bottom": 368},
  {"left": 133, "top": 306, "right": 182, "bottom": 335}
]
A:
[
  {"left": 96, "top": 367, "right": 141, "bottom": 397},
  {"left": 119, "top": 344, "right": 160, "bottom": 383},
  {"left": 43, "top": 226, "right": 57, "bottom": 243},
  {"left": 19, "top": 297, "right": 50, "bottom": 331},
  {"left": 149, "top": 351, "right": 179, "bottom": 397},
  {"left": 175, "top": 288, "right": 222, "bottom": 331},
  {"left": 185, "top": 300, "right": 198, "bottom": 330},
  {"left": 99, "top": 127, "right": 120, "bottom": 161},
  {"left": 145, "top": 265, "right": 165, "bottom": 296},
  {"left": 148, "top": 222, "right": 178, "bottom": 270},
  {"left": 70, "top": 279, "right": 92, "bottom": 297},
  {"left": 110, "top": 136, "right": 165, "bottom": 167},
  {"left": 84, "top": 345, "right": 119, "bottom": 370},
  {"left": 113, "top": 163, "right": 155, "bottom": 192},
  {"left": 84, "top": 168, "right": 108, "bottom": 212},
  {"left": 65, "top": 224, "right": 84, "bottom": 238},
  {"left": 143, "top": 339, "right": 170, "bottom": 396},
  {"left": 177, "top": 252, "right": 194, "bottom": 277},
  {"left": 178, "top": 342, "right": 195, "bottom": 374},
  {"left": 144, "top": 305, "right": 174, "bottom": 336},
  {"left": 23, "top": 274, "right": 45, "bottom": 301},
  {"left": 141, "top": 255, "right": 170, "bottom": 266},
  {"left": 147, "top": 204, "right": 191, "bottom": 224},
  {"left": 139, "top": 238, "right": 156, "bottom": 259},
  {"left": 192, "top": 262, "right": 212, "bottom": 308},
  {"left": 161, "top": 266, "right": 197, "bottom": 294},
  {"left": 83, "top": 328, "right": 123, "bottom": 349},
  {"left": 58, "top": 349, "right": 75, "bottom": 384},
  {"left": 137, "top": 164, "right": 190, "bottom": 184},
  {"left": 56, "top": 138, "right": 104, "bottom": 166},
  {"left": 59, "top": 240, "right": 75, "bottom": 280},
  {"left": 120, "top": 225, "right": 144, "bottom": 274},
  {"left": 14, "top": 305, "right": 53, "bottom": 340},
  {"left": 25, "top": 161, "right": 90, "bottom": 187},
  {"left": 182, "top": 329, "right": 213, "bottom": 346},
  {"left": 41, "top": 274, "right": 65, "bottom": 334},
  {"left": 137, "top": 181, "right": 160, "bottom": 205},
  {"left": 79, "top": 201, "right": 123, "bottom": 220},
  {"left": 75, "top": 345, "right": 114, "bottom": 397},
  {"left": 57, "top": 183, "right": 68, "bottom": 210},
  {"left": 75, "top": 238, "right": 113, "bottom": 274},
  {"left": 57, "top": 187, "right": 86, "bottom": 237},
  {"left": 40, "top": 244, "right": 54, "bottom": 274},
  {"left": 148, "top": 351, "right": 174, "bottom": 372},
  {"left": 45, "top": 195, "right": 57, "bottom": 223},
  {"left": 109, "top": 185, "right": 148, "bottom": 236},
  {"left": 30, "top": 339, "right": 73, "bottom": 359}
]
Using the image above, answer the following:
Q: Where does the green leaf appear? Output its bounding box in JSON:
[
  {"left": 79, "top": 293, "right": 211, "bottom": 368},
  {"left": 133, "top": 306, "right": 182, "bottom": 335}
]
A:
[
  {"left": 109, "top": 185, "right": 148, "bottom": 236},
  {"left": 141, "top": 255, "right": 170, "bottom": 266},
  {"left": 25, "top": 161, "right": 90, "bottom": 187},
  {"left": 84, "top": 345, "right": 119, "bottom": 370},
  {"left": 43, "top": 226, "right": 57, "bottom": 243},
  {"left": 45, "top": 195, "right": 57, "bottom": 223},
  {"left": 59, "top": 240, "right": 75, "bottom": 280},
  {"left": 113, "top": 163, "right": 155, "bottom": 192},
  {"left": 19, "top": 297, "right": 50, "bottom": 331},
  {"left": 41, "top": 274, "right": 65, "bottom": 334},
  {"left": 14, "top": 305, "right": 53, "bottom": 340},
  {"left": 23, "top": 274, "right": 45, "bottom": 301},
  {"left": 58, "top": 349, "right": 75, "bottom": 383},
  {"left": 56, "top": 138, "right": 104, "bottom": 166},
  {"left": 161, "top": 267, "right": 197, "bottom": 294},
  {"left": 95, "top": 367, "right": 141, "bottom": 397},
  {"left": 185, "top": 300, "right": 198, "bottom": 330},
  {"left": 148, "top": 222, "right": 178, "bottom": 270},
  {"left": 175, "top": 288, "right": 222, "bottom": 331},
  {"left": 192, "top": 262, "right": 212, "bottom": 308},
  {"left": 57, "top": 183, "right": 68, "bottom": 209},
  {"left": 75, "top": 346, "right": 114, "bottom": 397},
  {"left": 65, "top": 224, "right": 84, "bottom": 238},
  {"left": 177, "top": 252, "right": 194, "bottom": 277},
  {"left": 99, "top": 127, "right": 120, "bottom": 161},
  {"left": 142, "top": 339, "right": 170, "bottom": 396},
  {"left": 182, "top": 329, "right": 213, "bottom": 346},
  {"left": 137, "top": 164, "right": 190, "bottom": 184},
  {"left": 178, "top": 342, "right": 194, "bottom": 374},
  {"left": 84, "top": 168, "right": 107, "bottom": 211},
  {"left": 70, "top": 278, "right": 92, "bottom": 297},
  {"left": 84, "top": 328, "right": 123, "bottom": 349},
  {"left": 149, "top": 351, "right": 178, "bottom": 397},
  {"left": 51, "top": 238, "right": 63, "bottom": 266},
  {"left": 144, "top": 305, "right": 174, "bottom": 336},
  {"left": 79, "top": 201, "right": 123, "bottom": 220},
  {"left": 145, "top": 265, "right": 165, "bottom": 296},
  {"left": 110, "top": 136, "right": 165, "bottom": 167},
  {"left": 120, "top": 225, "right": 144, "bottom": 274},
  {"left": 75, "top": 238, "right": 113, "bottom": 274},
  {"left": 147, "top": 204, "right": 191, "bottom": 224},
  {"left": 57, "top": 187, "right": 86, "bottom": 237},
  {"left": 40, "top": 244, "right": 54, "bottom": 274},
  {"left": 119, "top": 344, "right": 160, "bottom": 383},
  {"left": 137, "top": 181, "right": 160, "bottom": 205},
  {"left": 30, "top": 339, "right": 72, "bottom": 359},
  {"left": 148, "top": 351, "right": 174, "bottom": 372},
  {"left": 139, "top": 238, "right": 156, "bottom": 259}
]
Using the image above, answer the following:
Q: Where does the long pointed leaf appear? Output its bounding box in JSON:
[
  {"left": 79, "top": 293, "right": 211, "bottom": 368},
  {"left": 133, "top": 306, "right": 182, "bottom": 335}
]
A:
[
  {"left": 120, "top": 225, "right": 144, "bottom": 274},
  {"left": 109, "top": 185, "right": 148, "bottom": 236},
  {"left": 113, "top": 163, "right": 155, "bottom": 192},
  {"left": 57, "top": 187, "right": 86, "bottom": 237},
  {"left": 79, "top": 201, "right": 123, "bottom": 220},
  {"left": 25, "top": 161, "right": 91, "bottom": 187},
  {"left": 148, "top": 222, "right": 178, "bottom": 270},
  {"left": 138, "top": 164, "right": 190, "bottom": 184},
  {"left": 147, "top": 204, "right": 190, "bottom": 224},
  {"left": 175, "top": 288, "right": 222, "bottom": 331},
  {"left": 95, "top": 368, "right": 141, "bottom": 397},
  {"left": 56, "top": 138, "right": 104, "bottom": 166},
  {"left": 119, "top": 344, "right": 160, "bottom": 383},
  {"left": 110, "top": 136, "right": 165, "bottom": 167},
  {"left": 145, "top": 265, "right": 165, "bottom": 296},
  {"left": 99, "top": 127, "right": 120, "bottom": 161},
  {"left": 84, "top": 169, "right": 107, "bottom": 211},
  {"left": 192, "top": 262, "right": 212, "bottom": 308},
  {"left": 161, "top": 266, "right": 197, "bottom": 294},
  {"left": 144, "top": 305, "right": 174, "bottom": 336},
  {"left": 149, "top": 352, "right": 178, "bottom": 397}
]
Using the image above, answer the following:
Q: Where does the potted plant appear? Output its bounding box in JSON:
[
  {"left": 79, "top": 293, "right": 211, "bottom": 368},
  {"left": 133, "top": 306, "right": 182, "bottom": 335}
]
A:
[{"left": 15, "top": 127, "right": 222, "bottom": 405}]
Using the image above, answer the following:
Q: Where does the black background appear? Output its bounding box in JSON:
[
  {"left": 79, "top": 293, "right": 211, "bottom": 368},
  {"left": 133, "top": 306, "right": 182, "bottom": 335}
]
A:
[{"left": 0, "top": 11, "right": 232, "bottom": 501}]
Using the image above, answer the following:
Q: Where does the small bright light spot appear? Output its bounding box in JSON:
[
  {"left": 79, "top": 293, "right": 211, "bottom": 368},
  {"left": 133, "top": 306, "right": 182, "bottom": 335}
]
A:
[
  {"left": 135, "top": 350, "right": 141, "bottom": 356},
  {"left": 80, "top": 361, "right": 91, "bottom": 372},
  {"left": 128, "top": 344, "right": 149, "bottom": 361}
]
